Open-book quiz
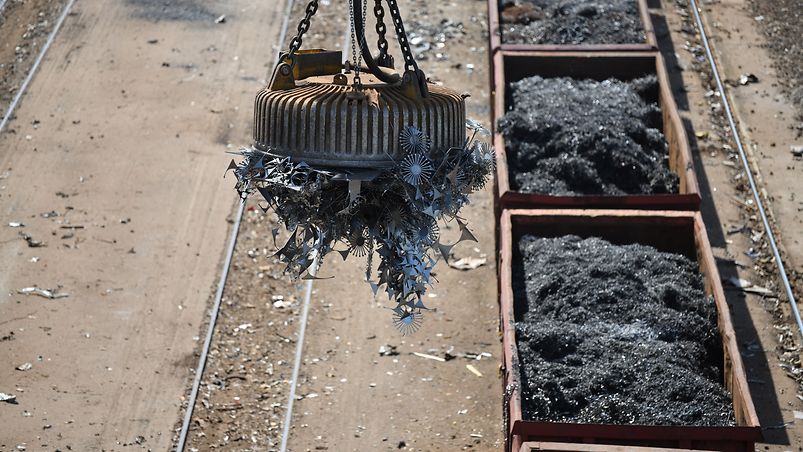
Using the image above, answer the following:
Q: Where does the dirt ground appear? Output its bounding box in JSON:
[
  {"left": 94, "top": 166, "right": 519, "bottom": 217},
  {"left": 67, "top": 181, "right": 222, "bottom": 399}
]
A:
[
  {"left": 0, "top": 0, "right": 288, "bottom": 450},
  {"left": 749, "top": 0, "right": 803, "bottom": 124}
]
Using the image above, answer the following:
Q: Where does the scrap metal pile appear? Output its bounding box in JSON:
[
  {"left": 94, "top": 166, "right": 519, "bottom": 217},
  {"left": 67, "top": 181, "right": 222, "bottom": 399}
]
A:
[
  {"left": 514, "top": 235, "right": 735, "bottom": 426},
  {"left": 228, "top": 0, "right": 493, "bottom": 333},
  {"left": 498, "top": 74, "right": 678, "bottom": 195},
  {"left": 500, "top": 0, "right": 646, "bottom": 45}
]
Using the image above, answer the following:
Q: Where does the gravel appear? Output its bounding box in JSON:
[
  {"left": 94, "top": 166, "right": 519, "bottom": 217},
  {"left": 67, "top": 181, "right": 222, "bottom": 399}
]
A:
[
  {"left": 182, "top": 204, "right": 301, "bottom": 450},
  {"left": 499, "top": 0, "right": 646, "bottom": 45},
  {"left": 0, "top": 0, "right": 68, "bottom": 115},
  {"left": 498, "top": 75, "right": 678, "bottom": 195},
  {"left": 749, "top": 0, "right": 803, "bottom": 128},
  {"left": 513, "top": 235, "right": 735, "bottom": 426}
]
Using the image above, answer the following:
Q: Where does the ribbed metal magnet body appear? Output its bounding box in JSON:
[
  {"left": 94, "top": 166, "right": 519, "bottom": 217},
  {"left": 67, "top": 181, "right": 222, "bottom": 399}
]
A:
[{"left": 253, "top": 75, "right": 466, "bottom": 168}]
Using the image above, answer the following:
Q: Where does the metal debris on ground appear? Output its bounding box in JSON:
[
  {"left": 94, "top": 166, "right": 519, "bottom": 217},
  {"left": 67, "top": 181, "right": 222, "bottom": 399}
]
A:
[
  {"left": 406, "top": 18, "right": 466, "bottom": 62},
  {"left": 413, "top": 352, "right": 445, "bottom": 362},
  {"left": 0, "top": 392, "right": 17, "bottom": 404},
  {"left": 17, "top": 286, "right": 69, "bottom": 299},
  {"left": 15, "top": 363, "right": 33, "bottom": 371},
  {"left": 465, "top": 364, "right": 482, "bottom": 377},
  {"left": 726, "top": 276, "right": 774, "bottom": 296},
  {"left": 19, "top": 232, "right": 45, "bottom": 248},
  {"left": 738, "top": 73, "right": 759, "bottom": 85},
  {"left": 462, "top": 351, "right": 492, "bottom": 361},
  {"left": 447, "top": 256, "right": 487, "bottom": 271},
  {"left": 378, "top": 344, "right": 399, "bottom": 356},
  {"left": 726, "top": 224, "right": 747, "bottom": 235}
]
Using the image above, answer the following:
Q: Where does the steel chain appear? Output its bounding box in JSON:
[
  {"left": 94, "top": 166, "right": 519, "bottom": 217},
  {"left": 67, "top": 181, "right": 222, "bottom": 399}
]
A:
[
  {"left": 349, "top": 0, "right": 358, "bottom": 67},
  {"left": 384, "top": 0, "right": 418, "bottom": 72},
  {"left": 373, "top": 0, "right": 390, "bottom": 61},
  {"left": 348, "top": 0, "right": 368, "bottom": 89},
  {"left": 287, "top": 0, "right": 320, "bottom": 63}
]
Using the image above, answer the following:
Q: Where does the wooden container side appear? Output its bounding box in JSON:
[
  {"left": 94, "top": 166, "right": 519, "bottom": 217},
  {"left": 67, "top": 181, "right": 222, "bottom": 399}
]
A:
[
  {"left": 492, "top": 51, "right": 700, "bottom": 211},
  {"left": 499, "top": 210, "right": 761, "bottom": 452}
]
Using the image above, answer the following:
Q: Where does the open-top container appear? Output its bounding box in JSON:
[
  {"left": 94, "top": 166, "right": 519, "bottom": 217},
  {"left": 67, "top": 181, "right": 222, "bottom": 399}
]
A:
[
  {"left": 499, "top": 209, "right": 762, "bottom": 452},
  {"left": 492, "top": 51, "right": 700, "bottom": 211},
  {"left": 520, "top": 442, "right": 717, "bottom": 452},
  {"left": 488, "top": 0, "right": 657, "bottom": 54}
]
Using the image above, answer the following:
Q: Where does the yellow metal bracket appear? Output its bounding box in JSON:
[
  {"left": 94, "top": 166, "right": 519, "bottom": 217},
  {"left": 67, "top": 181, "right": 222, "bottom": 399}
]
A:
[{"left": 269, "top": 49, "right": 344, "bottom": 91}]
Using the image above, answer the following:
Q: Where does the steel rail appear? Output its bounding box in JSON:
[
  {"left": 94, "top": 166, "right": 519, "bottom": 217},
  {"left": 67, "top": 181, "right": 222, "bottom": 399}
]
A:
[
  {"left": 279, "top": 15, "right": 354, "bottom": 452},
  {"left": 175, "top": 1, "right": 299, "bottom": 450},
  {"left": 0, "top": 0, "right": 76, "bottom": 134},
  {"left": 279, "top": 260, "right": 316, "bottom": 452},
  {"left": 689, "top": 0, "right": 803, "bottom": 341},
  {"left": 175, "top": 200, "right": 245, "bottom": 451}
]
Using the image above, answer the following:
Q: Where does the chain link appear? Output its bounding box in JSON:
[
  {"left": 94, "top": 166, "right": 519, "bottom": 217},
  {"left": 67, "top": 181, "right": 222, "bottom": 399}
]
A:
[
  {"left": 349, "top": 0, "right": 358, "bottom": 67},
  {"left": 348, "top": 0, "right": 368, "bottom": 89},
  {"left": 384, "top": 0, "right": 418, "bottom": 73},
  {"left": 373, "top": 0, "right": 390, "bottom": 63},
  {"left": 287, "top": 0, "right": 320, "bottom": 63},
  {"left": 285, "top": 0, "right": 419, "bottom": 87}
]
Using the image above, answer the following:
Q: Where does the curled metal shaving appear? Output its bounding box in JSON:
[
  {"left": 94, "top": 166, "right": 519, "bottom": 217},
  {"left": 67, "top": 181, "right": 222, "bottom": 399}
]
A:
[{"left": 230, "top": 122, "right": 494, "bottom": 333}]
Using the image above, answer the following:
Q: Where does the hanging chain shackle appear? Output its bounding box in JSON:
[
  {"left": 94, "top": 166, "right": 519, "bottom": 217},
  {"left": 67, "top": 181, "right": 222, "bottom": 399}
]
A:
[
  {"left": 348, "top": 0, "right": 368, "bottom": 90},
  {"left": 286, "top": 0, "right": 320, "bottom": 65},
  {"left": 277, "top": 0, "right": 426, "bottom": 97},
  {"left": 384, "top": 0, "right": 418, "bottom": 73},
  {"left": 373, "top": 0, "right": 393, "bottom": 68},
  {"left": 352, "top": 0, "right": 401, "bottom": 85},
  {"left": 352, "top": 0, "right": 427, "bottom": 97}
]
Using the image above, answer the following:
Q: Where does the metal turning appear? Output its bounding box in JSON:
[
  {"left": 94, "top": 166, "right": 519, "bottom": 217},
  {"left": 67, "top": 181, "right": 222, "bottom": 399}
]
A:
[{"left": 254, "top": 74, "right": 466, "bottom": 168}]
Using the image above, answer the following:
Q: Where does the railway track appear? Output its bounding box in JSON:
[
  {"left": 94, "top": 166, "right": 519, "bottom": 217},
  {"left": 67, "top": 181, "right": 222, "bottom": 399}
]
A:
[
  {"left": 0, "top": 0, "right": 76, "bottom": 133},
  {"left": 175, "top": 2, "right": 352, "bottom": 450},
  {"left": 176, "top": 0, "right": 802, "bottom": 450},
  {"left": 688, "top": 0, "right": 803, "bottom": 340},
  {"left": 173, "top": 0, "right": 296, "bottom": 448}
]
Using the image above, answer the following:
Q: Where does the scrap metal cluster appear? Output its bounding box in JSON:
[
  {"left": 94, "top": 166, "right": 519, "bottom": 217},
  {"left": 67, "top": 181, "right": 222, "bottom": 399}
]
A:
[{"left": 230, "top": 121, "right": 493, "bottom": 333}]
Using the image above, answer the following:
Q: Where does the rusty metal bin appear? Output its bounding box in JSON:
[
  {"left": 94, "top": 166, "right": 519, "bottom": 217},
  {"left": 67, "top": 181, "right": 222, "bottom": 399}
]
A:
[
  {"left": 492, "top": 51, "right": 700, "bottom": 211},
  {"left": 521, "top": 442, "right": 717, "bottom": 452},
  {"left": 499, "top": 209, "right": 762, "bottom": 452},
  {"left": 488, "top": 0, "right": 656, "bottom": 54}
]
